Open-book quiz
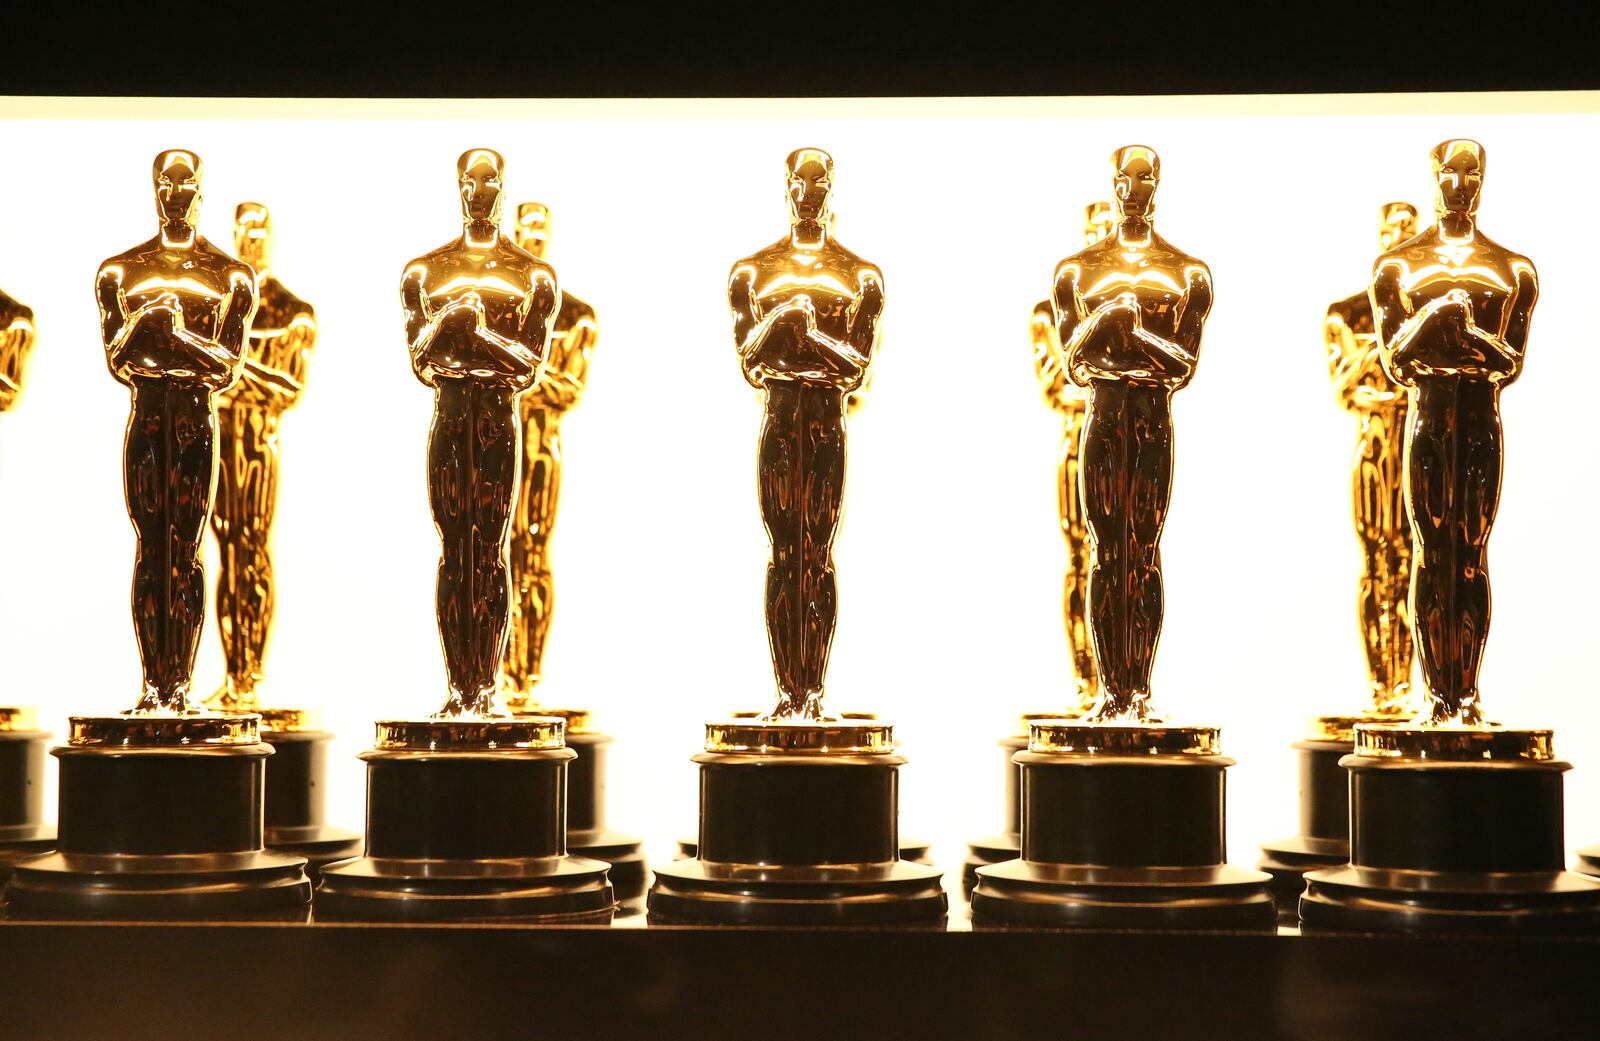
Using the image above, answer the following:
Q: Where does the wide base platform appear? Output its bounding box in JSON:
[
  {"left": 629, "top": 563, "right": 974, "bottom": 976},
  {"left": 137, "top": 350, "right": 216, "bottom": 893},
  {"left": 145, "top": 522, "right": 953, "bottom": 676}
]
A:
[
  {"left": 962, "top": 832, "right": 1019, "bottom": 895},
  {"left": 0, "top": 828, "right": 55, "bottom": 884},
  {"left": 4, "top": 849, "right": 312, "bottom": 921},
  {"left": 568, "top": 829, "right": 647, "bottom": 904},
  {"left": 675, "top": 834, "right": 933, "bottom": 866},
  {"left": 266, "top": 824, "right": 363, "bottom": 881},
  {"left": 971, "top": 860, "right": 1276, "bottom": 931},
  {"left": 649, "top": 858, "right": 947, "bottom": 926},
  {"left": 315, "top": 853, "right": 616, "bottom": 923},
  {"left": 1300, "top": 865, "right": 1600, "bottom": 936},
  {"left": 1257, "top": 834, "right": 1346, "bottom": 923}
]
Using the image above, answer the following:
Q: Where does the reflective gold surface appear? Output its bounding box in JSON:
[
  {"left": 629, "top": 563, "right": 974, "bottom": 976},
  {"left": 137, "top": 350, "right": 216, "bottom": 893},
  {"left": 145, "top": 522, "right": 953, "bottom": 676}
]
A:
[
  {"left": 1308, "top": 712, "right": 1417, "bottom": 744},
  {"left": 703, "top": 719, "right": 894, "bottom": 755},
  {"left": 401, "top": 149, "right": 557, "bottom": 720},
  {"left": 1029, "top": 202, "right": 1114, "bottom": 714},
  {"left": 206, "top": 203, "right": 317, "bottom": 714},
  {"left": 69, "top": 713, "right": 260, "bottom": 747},
  {"left": 0, "top": 706, "right": 38, "bottom": 732},
  {"left": 1354, "top": 722, "right": 1554, "bottom": 762},
  {"left": 1051, "top": 146, "right": 1213, "bottom": 724},
  {"left": 372, "top": 716, "right": 566, "bottom": 751},
  {"left": 1372, "top": 140, "right": 1536, "bottom": 727},
  {"left": 1327, "top": 203, "right": 1420, "bottom": 717},
  {"left": 256, "top": 706, "right": 319, "bottom": 734},
  {"left": 1027, "top": 720, "right": 1222, "bottom": 756},
  {"left": 500, "top": 201, "right": 598, "bottom": 711},
  {"left": 0, "top": 280, "right": 35, "bottom": 414},
  {"left": 98, "top": 150, "right": 258, "bottom": 716},
  {"left": 729, "top": 148, "right": 884, "bottom": 721}
]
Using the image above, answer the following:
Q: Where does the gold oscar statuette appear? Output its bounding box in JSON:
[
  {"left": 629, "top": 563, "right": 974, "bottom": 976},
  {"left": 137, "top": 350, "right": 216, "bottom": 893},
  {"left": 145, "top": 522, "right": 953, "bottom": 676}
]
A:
[
  {"left": 202, "top": 201, "right": 358, "bottom": 877},
  {"left": 3, "top": 150, "right": 312, "bottom": 920},
  {"left": 1302, "top": 140, "right": 1600, "bottom": 935},
  {"left": 495, "top": 200, "right": 645, "bottom": 903},
  {"left": 314, "top": 150, "right": 614, "bottom": 923},
  {"left": 648, "top": 147, "right": 946, "bottom": 926},
  {"left": 0, "top": 284, "right": 51, "bottom": 881},
  {"left": 971, "top": 146, "right": 1274, "bottom": 931},
  {"left": 1258, "top": 201, "right": 1425, "bottom": 919},
  {"left": 963, "top": 201, "right": 1115, "bottom": 893}
]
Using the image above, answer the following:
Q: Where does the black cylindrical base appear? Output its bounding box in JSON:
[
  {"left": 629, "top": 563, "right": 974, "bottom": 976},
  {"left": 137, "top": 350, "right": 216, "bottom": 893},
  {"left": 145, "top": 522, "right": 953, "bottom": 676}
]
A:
[
  {"left": 1258, "top": 739, "right": 1351, "bottom": 924},
  {"left": 971, "top": 752, "right": 1274, "bottom": 931},
  {"left": 962, "top": 734, "right": 1026, "bottom": 895},
  {"left": 262, "top": 729, "right": 360, "bottom": 881},
  {"left": 563, "top": 731, "right": 646, "bottom": 906},
  {"left": 4, "top": 743, "right": 310, "bottom": 921},
  {"left": 0, "top": 730, "right": 54, "bottom": 885},
  {"left": 1301, "top": 756, "right": 1600, "bottom": 935},
  {"left": 315, "top": 746, "right": 614, "bottom": 923},
  {"left": 649, "top": 752, "right": 946, "bottom": 926}
]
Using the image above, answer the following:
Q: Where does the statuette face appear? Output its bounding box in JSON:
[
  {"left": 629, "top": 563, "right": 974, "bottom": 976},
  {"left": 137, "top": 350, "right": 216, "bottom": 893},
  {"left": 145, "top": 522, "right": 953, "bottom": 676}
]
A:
[
  {"left": 97, "top": 150, "right": 259, "bottom": 715},
  {"left": 729, "top": 148, "right": 885, "bottom": 720},
  {"left": 401, "top": 149, "right": 558, "bottom": 720},
  {"left": 1371, "top": 139, "right": 1538, "bottom": 726},
  {"left": 1051, "top": 146, "right": 1213, "bottom": 724}
]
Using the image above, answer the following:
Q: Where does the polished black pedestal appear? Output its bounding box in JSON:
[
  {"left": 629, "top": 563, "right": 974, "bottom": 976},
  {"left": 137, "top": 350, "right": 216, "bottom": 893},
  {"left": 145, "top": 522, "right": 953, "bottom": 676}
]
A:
[
  {"left": 564, "top": 730, "right": 646, "bottom": 905},
  {"left": 263, "top": 728, "right": 359, "bottom": 882},
  {"left": 0, "top": 727, "right": 54, "bottom": 884},
  {"left": 316, "top": 741, "right": 614, "bottom": 923},
  {"left": 972, "top": 750, "right": 1275, "bottom": 931},
  {"left": 1257, "top": 738, "right": 1350, "bottom": 924},
  {"left": 650, "top": 751, "right": 946, "bottom": 925},
  {"left": 963, "top": 734, "right": 1026, "bottom": 895},
  {"left": 4, "top": 728, "right": 311, "bottom": 920},
  {"left": 1302, "top": 753, "right": 1600, "bottom": 935}
]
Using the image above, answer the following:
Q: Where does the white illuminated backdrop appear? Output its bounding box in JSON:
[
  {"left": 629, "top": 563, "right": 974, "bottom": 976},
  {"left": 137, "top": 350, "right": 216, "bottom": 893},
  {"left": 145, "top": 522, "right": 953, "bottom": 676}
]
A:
[{"left": 0, "top": 94, "right": 1596, "bottom": 878}]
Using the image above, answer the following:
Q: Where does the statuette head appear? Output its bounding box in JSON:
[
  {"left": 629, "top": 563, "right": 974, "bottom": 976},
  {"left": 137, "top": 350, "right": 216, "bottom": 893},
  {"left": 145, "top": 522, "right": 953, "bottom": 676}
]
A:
[
  {"left": 785, "top": 147, "right": 834, "bottom": 228},
  {"left": 153, "top": 149, "right": 202, "bottom": 229},
  {"left": 514, "top": 201, "right": 551, "bottom": 258},
  {"left": 234, "top": 202, "right": 273, "bottom": 271},
  {"left": 1112, "top": 145, "right": 1160, "bottom": 220},
  {"left": 457, "top": 148, "right": 505, "bottom": 226},
  {"left": 1430, "top": 139, "right": 1484, "bottom": 217}
]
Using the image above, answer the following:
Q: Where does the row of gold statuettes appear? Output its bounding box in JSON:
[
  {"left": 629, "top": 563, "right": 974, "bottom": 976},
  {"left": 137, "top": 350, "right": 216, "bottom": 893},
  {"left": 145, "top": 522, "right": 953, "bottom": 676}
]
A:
[{"left": 0, "top": 138, "right": 1597, "bottom": 934}]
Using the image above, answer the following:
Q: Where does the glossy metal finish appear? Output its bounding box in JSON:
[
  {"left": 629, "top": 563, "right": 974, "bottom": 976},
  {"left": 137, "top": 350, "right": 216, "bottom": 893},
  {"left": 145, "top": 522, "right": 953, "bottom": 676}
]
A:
[
  {"left": 1298, "top": 144, "right": 1600, "bottom": 935},
  {"left": 1354, "top": 721, "right": 1553, "bottom": 761},
  {"left": 1027, "top": 719, "right": 1221, "bottom": 756},
  {"left": 702, "top": 718, "right": 894, "bottom": 755},
  {"left": 98, "top": 150, "right": 258, "bottom": 716},
  {"left": 206, "top": 203, "right": 316, "bottom": 714},
  {"left": 0, "top": 280, "right": 35, "bottom": 415},
  {"left": 1029, "top": 202, "right": 1113, "bottom": 713},
  {"left": 1373, "top": 139, "right": 1536, "bottom": 727},
  {"left": 1326, "top": 202, "right": 1420, "bottom": 716},
  {"left": 729, "top": 147, "right": 884, "bottom": 721},
  {"left": 372, "top": 715, "right": 566, "bottom": 751},
  {"left": 1051, "top": 146, "right": 1212, "bottom": 724},
  {"left": 401, "top": 149, "right": 557, "bottom": 720},
  {"left": 501, "top": 202, "right": 597, "bottom": 710}
]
